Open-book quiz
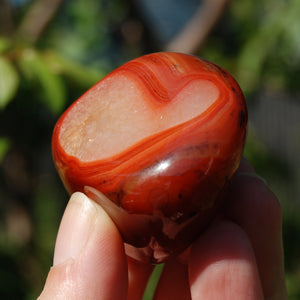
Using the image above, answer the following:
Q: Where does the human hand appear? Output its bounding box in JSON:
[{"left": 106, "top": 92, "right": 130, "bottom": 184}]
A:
[{"left": 38, "top": 159, "right": 287, "bottom": 299}]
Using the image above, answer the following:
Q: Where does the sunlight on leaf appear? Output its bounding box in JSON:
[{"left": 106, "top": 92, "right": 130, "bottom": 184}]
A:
[
  {"left": 0, "top": 37, "right": 10, "bottom": 53},
  {"left": 42, "top": 50, "right": 105, "bottom": 87},
  {"left": 18, "top": 48, "right": 66, "bottom": 114},
  {"left": 235, "top": 0, "right": 300, "bottom": 93},
  {"left": 0, "top": 137, "right": 11, "bottom": 163},
  {"left": 0, "top": 56, "right": 19, "bottom": 110},
  {"left": 286, "top": 272, "right": 300, "bottom": 300}
]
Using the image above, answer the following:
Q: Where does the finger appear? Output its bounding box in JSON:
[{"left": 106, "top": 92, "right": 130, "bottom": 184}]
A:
[
  {"left": 188, "top": 220, "right": 264, "bottom": 300},
  {"left": 238, "top": 157, "right": 256, "bottom": 173},
  {"left": 153, "top": 259, "right": 191, "bottom": 300},
  {"left": 127, "top": 256, "right": 154, "bottom": 300},
  {"left": 38, "top": 192, "right": 128, "bottom": 300},
  {"left": 224, "top": 167, "right": 287, "bottom": 299}
]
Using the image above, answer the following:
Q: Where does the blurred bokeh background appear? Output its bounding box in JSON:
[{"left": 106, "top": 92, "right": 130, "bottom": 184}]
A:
[{"left": 0, "top": 0, "right": 299, "bottom": 298}]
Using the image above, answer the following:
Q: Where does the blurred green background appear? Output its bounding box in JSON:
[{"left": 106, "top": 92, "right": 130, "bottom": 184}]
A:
[{"left": 0, "top": 0, "right": 299, "bottom": 298}]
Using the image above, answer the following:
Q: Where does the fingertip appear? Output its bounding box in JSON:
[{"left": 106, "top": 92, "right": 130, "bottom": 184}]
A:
[
  {"left": 227, "top": 173, "right": 282, "bottom": 240},
  {"left": 237, "top": 157, "right": 256, "bottom": 173},
  {"left": 224, "top": 173, "right": 286, "bottom": 299},
  {"left": 39, "top": 192, "right": 128, "bottom": 299},
  {"left": 53, "top": 192, "right": 98, "bottom": 266},
  {"left": 188, "top": 220, "right": 264, "bottom": 299},
  {"left": 38, "top": 259, "right": 76, "bottom": 299}
]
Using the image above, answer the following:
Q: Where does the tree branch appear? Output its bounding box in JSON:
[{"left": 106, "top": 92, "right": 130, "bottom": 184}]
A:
[
  {"left": 164, "top": 0, "right": 230, "bottom": 54},
  {"left": 0, "top": 0, "right": 14, "bottom": 37},
  {"left": 16, "top": 0, "right": 63, "bottom": 43}
]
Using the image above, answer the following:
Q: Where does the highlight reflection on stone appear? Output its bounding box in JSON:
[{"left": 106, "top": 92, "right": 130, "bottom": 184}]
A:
[{"left": 52, "top": 52, "right": 248, "bottom": 263}]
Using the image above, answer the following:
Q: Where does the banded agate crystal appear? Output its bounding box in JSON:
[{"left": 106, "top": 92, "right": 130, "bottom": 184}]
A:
[{"left": 52, "top": 52, "right": 247, "bottom": 263}]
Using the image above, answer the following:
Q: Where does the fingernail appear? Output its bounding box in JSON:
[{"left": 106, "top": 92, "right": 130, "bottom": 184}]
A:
[{"left": 53, "top": 192, "right": 101, "bottom": 266}]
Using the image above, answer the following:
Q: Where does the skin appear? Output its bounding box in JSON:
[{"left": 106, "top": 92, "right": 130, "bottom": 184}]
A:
[{"left": 38, "top": 159, "right": 287, "bottom": 300}]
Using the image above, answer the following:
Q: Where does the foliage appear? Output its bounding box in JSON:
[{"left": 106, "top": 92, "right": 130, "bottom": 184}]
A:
[
  {"left": 0, "top": 53, "right": 19, "bottom": 109},
  {"left": 200, "top": 0, "right": 300, "bottom": 95}
]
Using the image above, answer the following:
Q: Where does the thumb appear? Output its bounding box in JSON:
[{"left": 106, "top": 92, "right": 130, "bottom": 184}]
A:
[{"left": 38, "top": 192, "right": 128, "bottom": 300}]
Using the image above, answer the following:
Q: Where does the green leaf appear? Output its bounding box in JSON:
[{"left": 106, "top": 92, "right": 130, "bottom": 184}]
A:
[
  {"left": 42, "top": 50, "right": 105, "bottom": 88},
  {"left": 142, "top": 264, "right": 164, "bottom": 300},
  {"left": 0, "top": 37, "right": 10, "bottom": 53},
  {"left": 0, "top": 137, "right": 11, "bottom": 163},
  {"left": 0, "top": 56, "right": 19, "bottom": 109},
  {"left": 18, "top": 49, "right": 66, "bottom": 114},
  {"left": 235, "top": 0, "right": 298, "bottom": 93}
]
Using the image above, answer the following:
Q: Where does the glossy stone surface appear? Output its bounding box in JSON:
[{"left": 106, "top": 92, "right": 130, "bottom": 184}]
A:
[{"left": 52, "top": 52, "right": 247, "bottom": 263}]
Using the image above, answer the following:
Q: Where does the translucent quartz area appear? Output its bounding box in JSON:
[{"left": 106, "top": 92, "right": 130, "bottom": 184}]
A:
[{"left": 59, "top": 74, "right": 219, "bottom": 162}]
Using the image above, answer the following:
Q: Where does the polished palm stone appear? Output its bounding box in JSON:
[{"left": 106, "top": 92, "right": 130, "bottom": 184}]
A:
[{"left": 52, "top": 52, "right": 247, "bottom": 263}]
